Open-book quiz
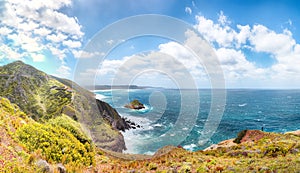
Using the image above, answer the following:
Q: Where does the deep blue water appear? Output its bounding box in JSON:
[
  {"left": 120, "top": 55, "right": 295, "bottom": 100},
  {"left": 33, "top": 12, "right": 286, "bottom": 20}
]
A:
[{"left": 95, "top": 89, "right": 300, "bottom": 154}]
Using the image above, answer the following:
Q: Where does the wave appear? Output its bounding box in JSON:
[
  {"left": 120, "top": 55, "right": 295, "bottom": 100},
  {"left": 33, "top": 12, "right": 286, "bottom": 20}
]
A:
[
  {"left": 121, "top": 123, "right": 154, "bottom": 154},
  {"left": 153, "top": 123, "right": 163, "bottom": 127},
  {"left": 183, "top": 143, "right": 197, "bottom": 151},
  {"left": 95, "top": 93, "right": 108, "bottom": 101},
  {"left": 131, "top": 104, "right": 153, "bottom": 113},
  {"left": 238, "top": 103, "right": 247, "bottom": 107}
]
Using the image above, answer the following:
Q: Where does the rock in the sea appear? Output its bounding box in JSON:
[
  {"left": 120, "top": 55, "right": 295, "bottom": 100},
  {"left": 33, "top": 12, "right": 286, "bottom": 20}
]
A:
[{"left": 124, "top": 99, "right": 145, "bottom": 110}]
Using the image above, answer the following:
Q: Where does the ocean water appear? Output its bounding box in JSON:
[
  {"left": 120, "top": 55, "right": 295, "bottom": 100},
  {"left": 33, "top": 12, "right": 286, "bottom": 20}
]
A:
[{"left": 94, "top": 89, "right": 300, "bottom": 154}]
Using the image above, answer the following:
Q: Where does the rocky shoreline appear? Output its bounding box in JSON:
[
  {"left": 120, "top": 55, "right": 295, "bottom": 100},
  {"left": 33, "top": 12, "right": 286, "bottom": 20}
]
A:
[{"left": 96, "top": 99, "right": 141, "bottom": 132}]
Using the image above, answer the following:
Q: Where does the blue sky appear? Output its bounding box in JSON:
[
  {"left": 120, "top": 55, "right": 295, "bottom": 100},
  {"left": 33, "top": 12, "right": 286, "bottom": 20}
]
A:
[{"left": 1, "top": 0, "right": 300, "bottom": 88}]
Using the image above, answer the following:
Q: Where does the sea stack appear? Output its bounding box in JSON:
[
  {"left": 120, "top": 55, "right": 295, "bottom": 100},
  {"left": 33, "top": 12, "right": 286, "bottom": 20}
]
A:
[{"left": 124, "top": 99, "right": 145, "bottom": 110}]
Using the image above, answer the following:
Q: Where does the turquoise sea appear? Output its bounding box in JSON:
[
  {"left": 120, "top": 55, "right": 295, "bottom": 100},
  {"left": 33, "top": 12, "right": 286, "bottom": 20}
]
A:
[{"left": 95, "top": 89, "right": 300, "bottom": 154}]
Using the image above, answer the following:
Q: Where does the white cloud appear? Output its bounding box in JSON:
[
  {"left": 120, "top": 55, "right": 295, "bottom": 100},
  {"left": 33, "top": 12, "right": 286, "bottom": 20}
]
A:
[
  {"left": 0, "top": 26, "right": 12, "bottom": 35},
  {"left": 0, "top": 0, "right": 84, "bottom": 77},
  {"left": 106, "top": 39, "right": 114, "bottom": 45},
  {"left": 18, "top": 20, "right": 39, "bottom": 32},
  {"left": 46, "top": 33, "right": 68, "bottom": 43},
  {"left": 63, "top": 40, "right": 82, "bottom": 48},
  {"left": 56, "top": 65, "right": 71, "bottom": 78},
  {"left": 0, "top": 44, "right": 23, "bottom": 60},
  {"left": 48, "top": 46, "right": 66, "bottom": 61},
  {"left": 185, "top": 7, "right": 192, "bottom": 15},
  {"left": 216, "top": 48, "right": 265, "bottom": 80},
  {"left": 34, "top": 27, "right": 52, "bottom": 36},
  {"left": 31, "top": 53, "right": 45, "bottom": 62},
  {"left": 93, "top": 32, "right": 216, "bottom": 88},
  {"left": 236, "top": 25, "right": 251, "bottom": 46},
  {"left": 158, "top": 41, "right": 206, "bottom": 78},
  {"left": 249, "top": 25, "right": 295, "bottom": 56},
  {"left": 218, "top": 11, "right": 230, "bottom": 26},
  {"left": 72, "top": 50, "right": 105, "bottom": 59},
  {"left": 194, "top": 12, "right": 300, "bottom": 87},
  {"left": 195, "top": 15, "right": 237, "bottom": 48},
  {"left": 40, "top": 9, "right": 83, "bottom": 37}
]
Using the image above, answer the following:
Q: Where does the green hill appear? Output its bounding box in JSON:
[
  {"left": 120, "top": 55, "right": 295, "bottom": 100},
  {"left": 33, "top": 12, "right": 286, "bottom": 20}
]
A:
[{"left": 0, "top": 61, "right": 128, "bottom": 152}]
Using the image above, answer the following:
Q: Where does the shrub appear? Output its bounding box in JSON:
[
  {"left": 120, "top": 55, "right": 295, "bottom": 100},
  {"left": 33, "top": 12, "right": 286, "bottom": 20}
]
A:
[
  {"left": 47, "top": 114, "right": 91, "bottom": 144},
  {"left": 16, "top": 122, "right": 95, "bottom": 166}
]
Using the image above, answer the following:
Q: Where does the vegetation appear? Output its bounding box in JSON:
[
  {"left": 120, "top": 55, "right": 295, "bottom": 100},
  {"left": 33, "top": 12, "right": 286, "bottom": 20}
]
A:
[
  {"left": 1, "top": 61, "right": 299, "bottom": 172},
  {"left": 131, "top": 99, "right": 142, "bottom": 106},
  {"left": 1, "top": 97, "right": 300, "bottom": 172},
  {"left": 0, "top": 61, "right": 128, "bottom": 152},
  {"left": 0, "top": 97, "right": 95, "bottom": 172},
  {"left": 16, "top": 122, "right": 95, "bottom": 166},
  {"left": 125, "top": 99, "right": 145, "bottom": 109}
]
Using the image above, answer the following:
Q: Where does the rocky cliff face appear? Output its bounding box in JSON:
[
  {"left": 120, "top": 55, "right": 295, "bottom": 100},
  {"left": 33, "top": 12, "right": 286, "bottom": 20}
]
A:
[{"left": 0, "top": 61, "right": 128, "bottom": 152}]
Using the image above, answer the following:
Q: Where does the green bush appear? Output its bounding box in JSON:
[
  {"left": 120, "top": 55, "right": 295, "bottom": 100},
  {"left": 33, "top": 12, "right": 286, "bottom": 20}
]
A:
[
  {"left": 16, "top": 122, "right": 95, "bottom": 166},
  {"left": 47, "top": 114, "right": 91, "bottom": 145}
]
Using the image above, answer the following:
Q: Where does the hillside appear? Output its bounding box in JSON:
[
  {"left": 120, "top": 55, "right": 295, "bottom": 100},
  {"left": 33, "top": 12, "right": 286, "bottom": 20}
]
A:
[
  {"left": 1, "top": 98, "right": 299, "bottom": 172},
  {"left": 0, "top": 61, "right": 129, "bottom": 152}
]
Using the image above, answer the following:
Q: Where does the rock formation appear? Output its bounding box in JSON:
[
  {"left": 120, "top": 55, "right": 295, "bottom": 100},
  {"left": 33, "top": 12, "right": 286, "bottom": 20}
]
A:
[{"left": 124, "top": 99, "right": 145, "bottom": 110}]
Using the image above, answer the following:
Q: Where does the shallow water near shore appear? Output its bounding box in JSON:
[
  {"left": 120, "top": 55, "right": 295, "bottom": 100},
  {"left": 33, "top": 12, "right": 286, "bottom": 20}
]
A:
[{"left": 95, "top": 89, "right": 300, "bottom": 154}]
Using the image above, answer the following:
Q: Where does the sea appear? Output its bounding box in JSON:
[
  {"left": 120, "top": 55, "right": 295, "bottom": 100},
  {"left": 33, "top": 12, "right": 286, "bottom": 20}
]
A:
[{"left": 94, "top": 89, "right": 300, "bottom": 154}]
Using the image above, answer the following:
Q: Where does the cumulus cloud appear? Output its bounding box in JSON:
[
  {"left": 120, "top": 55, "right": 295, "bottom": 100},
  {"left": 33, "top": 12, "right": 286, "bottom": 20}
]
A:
[
  {"left": 185, "top": 7, "right": 192, "bottom": 15},
  {"left": 56, "top": 65, "right": 71, "bottom": 78},
  {"left": 34, "top": 27, "right": 52, "bottom": 36},
  {"left": 31, "top": 53, "right": 45, "bottom": 62},
  {"left": 0, "top": 44, "right": 23, "bottom": 60},
  {"left": 46, "top": 33, "right": 68, "bottom": 43},
  {"left": 195, "top": 15, "right": 237, "bottom": 48},
  {"left": 92, "top": 31, "right": 216, "bottom": 88},
  {"left": 194, "top": 11, "right": 300, "bottom": 87},
  {"left": 63, "top": 40, "right": 82, "bottom": 48},
  {"left": 94, "top": 12, "right": 300, "bottom": 88},
  {"left": 0, "top": 0, "right": 84, "bottom": 77},
  {"left": 249, "top": 25, "right": 295, "bottom": 56}
]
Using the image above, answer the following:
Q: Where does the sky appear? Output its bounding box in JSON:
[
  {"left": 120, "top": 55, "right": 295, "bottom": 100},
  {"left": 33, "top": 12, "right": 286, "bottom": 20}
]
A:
[{"left": 1, "top": 0, "right": 300, "bottom": 88}]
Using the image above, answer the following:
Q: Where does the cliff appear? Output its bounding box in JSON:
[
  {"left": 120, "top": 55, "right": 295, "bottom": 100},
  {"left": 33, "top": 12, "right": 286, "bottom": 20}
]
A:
[{"left": 0, "top": 61, "right": 128, "bottom": 152}]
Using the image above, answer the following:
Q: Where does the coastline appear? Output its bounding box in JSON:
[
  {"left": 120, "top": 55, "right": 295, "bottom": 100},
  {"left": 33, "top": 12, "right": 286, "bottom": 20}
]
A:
[{"left": 93, "top": 89, "right": 300, "bottom": 155}]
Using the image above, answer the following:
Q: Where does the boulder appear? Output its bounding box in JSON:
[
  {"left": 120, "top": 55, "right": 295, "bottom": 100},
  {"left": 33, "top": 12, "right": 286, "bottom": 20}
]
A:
[
  {"left": 57, "top": 163, "right": 66, "bottom": 173},
  {"left": 36, "top": 159, "right": 52, "bottom": 173}
]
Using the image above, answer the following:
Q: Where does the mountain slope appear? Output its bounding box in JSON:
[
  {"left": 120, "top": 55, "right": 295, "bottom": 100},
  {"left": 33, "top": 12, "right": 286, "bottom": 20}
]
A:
[{"left": 0, "top": 61, "right": 128, "bottom": 152}]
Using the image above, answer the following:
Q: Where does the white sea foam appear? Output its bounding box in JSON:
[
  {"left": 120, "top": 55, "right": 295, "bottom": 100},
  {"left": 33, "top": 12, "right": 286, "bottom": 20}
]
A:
[
  {"left": 147, "top": 126, "right": 154, "bottom": 130},
  {"left": 153, "top": 123, "right": 163, "bottom": 127},
  {"left": 183, "top": 143, "right": 197, "bottom": 151},
  {"left": 122, "top": 129, "right": 145, "bottom": 154},
  {"left": 238, "top": 103, "right": 247, "bottom": 107},
  {"left": 120, "top": 113, "right": 155, "bottom": 154},
  {"left": 143, "top": 151, "right": 155, "bottom": 155},
  {"left": 95, "top": 93, "right": 108, "bottom": 101},
  {"left": 133, "top": 105, "right": 153, "bottom": 113}
]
